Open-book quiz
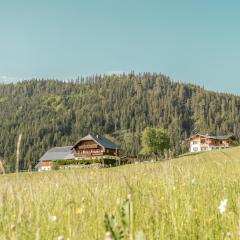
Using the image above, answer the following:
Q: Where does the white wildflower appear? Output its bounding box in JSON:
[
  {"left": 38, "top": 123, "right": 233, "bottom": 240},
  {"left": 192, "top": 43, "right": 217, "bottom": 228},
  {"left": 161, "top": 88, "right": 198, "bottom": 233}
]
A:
[
  {"left": 218, "top": 199, "right": 228, "bottom": 214},
  {"left": 57, "top": 236, "right": 64, "bottom": 240},
  {"left": 10, "top": 224, "right": 16, "bottom": 230},
  {"left": 49, "top": 215, "right": 57, "bottom": 222},
  {"left": 116, "top": 198, "right": 121, "bottom": 205},
  {"left": 105, "top": 232, "right": 112, "bottom": 240},
  {"left": 226, "top": 232, "right": 231, "bottom": 237}
]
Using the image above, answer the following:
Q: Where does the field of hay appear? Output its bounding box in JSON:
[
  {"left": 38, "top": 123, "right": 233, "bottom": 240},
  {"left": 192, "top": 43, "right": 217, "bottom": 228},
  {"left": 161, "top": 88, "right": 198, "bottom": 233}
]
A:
[{"left": 1, "top": 147, "right": 240, "bottom": 239}]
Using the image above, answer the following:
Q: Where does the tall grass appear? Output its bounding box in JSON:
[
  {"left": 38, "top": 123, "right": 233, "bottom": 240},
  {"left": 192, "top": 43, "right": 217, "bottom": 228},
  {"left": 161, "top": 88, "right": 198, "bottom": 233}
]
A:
[
  {"left": 0, "top": 147, "right": 240, "bottom": 239},
  {"left": 15, "top": 134, "right": 22, "bottom": 173},
  {"left": 0, "top": 158, "right": 5, "bottom": 174}
]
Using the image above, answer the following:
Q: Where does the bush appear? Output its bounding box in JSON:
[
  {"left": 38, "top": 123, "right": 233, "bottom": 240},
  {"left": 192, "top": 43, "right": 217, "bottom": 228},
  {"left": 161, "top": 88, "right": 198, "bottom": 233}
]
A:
[{"left": 54, "top": 159, "right": 101, "bottom": 165}]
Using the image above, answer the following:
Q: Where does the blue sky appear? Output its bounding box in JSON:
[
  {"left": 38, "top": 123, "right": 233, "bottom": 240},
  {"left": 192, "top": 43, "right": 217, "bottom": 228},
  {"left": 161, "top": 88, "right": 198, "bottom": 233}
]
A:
[{"left": 0, "top": 0, "right": 239, "bottom": 94}]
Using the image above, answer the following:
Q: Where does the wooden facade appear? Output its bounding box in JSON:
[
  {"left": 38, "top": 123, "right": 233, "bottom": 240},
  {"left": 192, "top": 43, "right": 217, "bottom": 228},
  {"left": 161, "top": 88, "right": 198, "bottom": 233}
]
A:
[{"left": 72, "top": 134, "right": 119, "bottom": 160}]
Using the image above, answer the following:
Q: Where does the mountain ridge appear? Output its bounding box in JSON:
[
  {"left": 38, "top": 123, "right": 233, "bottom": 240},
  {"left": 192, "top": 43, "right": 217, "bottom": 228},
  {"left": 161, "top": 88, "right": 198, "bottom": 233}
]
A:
[{"left": 0, "top": 72, "right": 239, "bottom": 171}]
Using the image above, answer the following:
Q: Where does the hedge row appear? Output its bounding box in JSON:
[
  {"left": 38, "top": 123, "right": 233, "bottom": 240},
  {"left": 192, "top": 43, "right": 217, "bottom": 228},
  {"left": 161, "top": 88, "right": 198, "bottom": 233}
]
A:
[{"left": 53, "top": 158, "right": 125, "bottom": 166}]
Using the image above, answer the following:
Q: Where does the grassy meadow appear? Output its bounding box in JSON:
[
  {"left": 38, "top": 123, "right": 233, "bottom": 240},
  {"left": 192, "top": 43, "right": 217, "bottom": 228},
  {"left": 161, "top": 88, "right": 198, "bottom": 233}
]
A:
[{"left": 1, "top": 147, "right": 240, "bottom": 239}]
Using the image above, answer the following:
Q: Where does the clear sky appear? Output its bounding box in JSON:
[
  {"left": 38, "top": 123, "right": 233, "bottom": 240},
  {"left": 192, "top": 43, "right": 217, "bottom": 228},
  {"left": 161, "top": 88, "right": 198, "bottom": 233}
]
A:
[{"left": 0, "top": 0, "right": 239, "bottom": 94}]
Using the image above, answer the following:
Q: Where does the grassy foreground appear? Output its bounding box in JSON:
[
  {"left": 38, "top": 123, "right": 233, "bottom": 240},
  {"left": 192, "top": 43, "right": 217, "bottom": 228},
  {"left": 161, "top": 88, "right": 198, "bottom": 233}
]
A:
[{"left": 1, "top": 147, "right": 240, "bottom": 239}]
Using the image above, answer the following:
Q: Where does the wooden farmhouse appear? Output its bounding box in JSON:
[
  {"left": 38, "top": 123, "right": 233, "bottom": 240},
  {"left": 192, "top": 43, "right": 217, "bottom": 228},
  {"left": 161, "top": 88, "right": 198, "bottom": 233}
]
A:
[
  {"left": 72, "top": 134, "right": 120, "bottom": 159},
  {"left": 189, "top": 134, "right": 235, "bottom": 153},
  {"left": 36, "top": 134, "right": 120, "bottom": 171}
]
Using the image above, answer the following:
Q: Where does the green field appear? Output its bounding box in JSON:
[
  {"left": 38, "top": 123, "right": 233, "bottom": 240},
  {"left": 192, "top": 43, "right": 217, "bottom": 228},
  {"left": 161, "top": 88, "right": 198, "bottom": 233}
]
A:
[{"left": 1, "top": 147, "right": 240, "bottom": 239}]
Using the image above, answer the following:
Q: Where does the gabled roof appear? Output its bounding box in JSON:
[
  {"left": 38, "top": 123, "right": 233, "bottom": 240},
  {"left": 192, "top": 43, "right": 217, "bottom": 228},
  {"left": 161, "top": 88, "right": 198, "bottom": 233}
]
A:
[
  {"left": 39, "top": 146, "right": 74, "bottom": 162},
  {"left": 72, "top": 134, "right": 119, "bottom": 150},
  {"left": 189, "top": 134, "right": 235, "bottom": 141}
]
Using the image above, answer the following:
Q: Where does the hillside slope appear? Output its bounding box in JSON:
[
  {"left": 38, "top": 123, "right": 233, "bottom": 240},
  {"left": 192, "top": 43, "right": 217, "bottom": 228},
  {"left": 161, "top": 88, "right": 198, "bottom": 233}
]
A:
[
  {"left": 0, "top": 73, "right": 240, "bottom": 171},
  {"left": 176, "top": 146, "right": 240, "bottom": 166},
  {"left": 0, "top": 147, "right": 240, "bottom": 239}
]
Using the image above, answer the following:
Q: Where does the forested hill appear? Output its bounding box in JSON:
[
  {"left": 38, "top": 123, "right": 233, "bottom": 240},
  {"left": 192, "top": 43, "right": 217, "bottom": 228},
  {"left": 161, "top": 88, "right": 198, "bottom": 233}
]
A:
[{"left": 0, "top": 73, "right": 240, "bottom": 171}]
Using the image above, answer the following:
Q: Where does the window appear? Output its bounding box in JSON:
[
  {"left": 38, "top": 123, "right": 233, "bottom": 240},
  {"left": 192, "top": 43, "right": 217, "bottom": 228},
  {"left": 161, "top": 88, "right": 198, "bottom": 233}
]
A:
[{"left": 193, "top": 147, "right": 199, "bottom": 152}]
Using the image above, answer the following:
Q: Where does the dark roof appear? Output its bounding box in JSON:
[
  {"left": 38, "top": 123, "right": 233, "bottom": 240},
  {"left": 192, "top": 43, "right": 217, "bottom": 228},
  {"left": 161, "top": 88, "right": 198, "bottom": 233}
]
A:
[
  {"left": 72, "top": 134, "right": 119, "bottom": 150},
  {"left": 189, "top": 134, "right": 235, "bottom": 140},
  {"left": 39, "top": 146, "right": 74, "bottom": 162}
]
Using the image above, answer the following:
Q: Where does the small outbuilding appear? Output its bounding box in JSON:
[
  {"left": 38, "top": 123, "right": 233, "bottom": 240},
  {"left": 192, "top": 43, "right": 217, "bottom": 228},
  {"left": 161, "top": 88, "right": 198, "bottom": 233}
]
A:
[{"left": 35, "top": 146, "right": 74, "bottom": 171}]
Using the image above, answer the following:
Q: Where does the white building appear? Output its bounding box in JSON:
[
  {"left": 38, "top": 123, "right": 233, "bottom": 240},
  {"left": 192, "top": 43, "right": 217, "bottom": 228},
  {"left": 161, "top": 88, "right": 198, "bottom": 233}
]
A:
[{"left": 189, "top": 134, "right": 234, "bottom": 153}]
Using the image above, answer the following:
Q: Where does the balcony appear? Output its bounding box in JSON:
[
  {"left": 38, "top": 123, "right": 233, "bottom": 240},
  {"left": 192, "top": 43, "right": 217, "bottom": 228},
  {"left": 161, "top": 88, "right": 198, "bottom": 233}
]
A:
[{"left": 77, "top": 144, "right": 99, "bottom": 149}]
